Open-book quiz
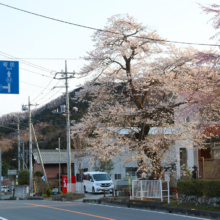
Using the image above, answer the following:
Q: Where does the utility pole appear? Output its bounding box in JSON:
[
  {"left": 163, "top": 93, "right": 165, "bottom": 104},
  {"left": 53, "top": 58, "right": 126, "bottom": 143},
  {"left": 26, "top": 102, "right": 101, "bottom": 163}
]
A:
[
  {"left": 58, "top": 137, "right": 61, "bottom": 193},
  {"left": 22, "top": 134, "right": 25, "bottom": 170},
  {"left": 0, "top": 149, "right": 1, "bottom": 200},
  {"left": 31, "top": 123, "right": 49, "bottom": 187},
  {"left": 22, "top": 96, "right": 38, "bottom": 194},
  {"left": 26, "top": 142, "right": 28, "bottom": 168},
  {"left": 28, "top": 97, "right": 32, "bottom": 193},
  {"left": 53, "top": 61, "right": 75, "bottom": 187},
  {"left": 17, "top": 115, "right": 20, "bottom": 172}
]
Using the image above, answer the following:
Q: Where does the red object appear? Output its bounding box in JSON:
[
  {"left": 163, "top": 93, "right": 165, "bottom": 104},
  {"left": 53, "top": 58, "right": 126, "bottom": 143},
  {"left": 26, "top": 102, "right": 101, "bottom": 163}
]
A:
[
  {"left": 170, "top": 189, "right": 178, "bottom": 200},
  {"left": 71, "top": 176, "right": 76, "bottom": 192},
  {"left": 62, "top": 175, "right": 68, "bottom": 194},
  {"left": 71, "top": 176, "right": 76, "bottom": 184}
]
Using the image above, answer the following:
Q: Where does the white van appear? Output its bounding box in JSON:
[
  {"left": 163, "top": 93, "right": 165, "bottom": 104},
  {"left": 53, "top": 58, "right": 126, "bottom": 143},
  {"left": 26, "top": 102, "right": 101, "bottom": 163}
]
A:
[{"left": 83, "top": 172, "right": 114, "bottom": 194}]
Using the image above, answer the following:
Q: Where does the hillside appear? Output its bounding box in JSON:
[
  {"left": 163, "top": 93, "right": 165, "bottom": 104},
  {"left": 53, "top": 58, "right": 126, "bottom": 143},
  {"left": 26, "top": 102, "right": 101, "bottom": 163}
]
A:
[{"left": 0, "top": 87, "right": 90, "bottom": 173}]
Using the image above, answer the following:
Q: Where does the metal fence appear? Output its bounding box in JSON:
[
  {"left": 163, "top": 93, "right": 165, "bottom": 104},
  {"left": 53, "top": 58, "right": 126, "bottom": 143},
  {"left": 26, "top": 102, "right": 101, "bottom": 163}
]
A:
[
  {"left": 132, "top": 180, "right": 170, "bottom": 203},
  {"left": 67, "top": 183, "right": 84, "bottom": 193}
]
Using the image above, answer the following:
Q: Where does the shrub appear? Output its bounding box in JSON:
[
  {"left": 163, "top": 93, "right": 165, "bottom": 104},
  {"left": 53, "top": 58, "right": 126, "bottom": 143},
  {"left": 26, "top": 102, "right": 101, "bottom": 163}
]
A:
[
  {"left": 177, "top": 179, "right": 220, "bottom": 197},
  {"left": 34, "top": 170, "right": 43, "bottom": 177},
  {"left": 18, "top": 170, "right": 29, "bottom": 185},
  {"left": 45, "top": 187, "right": 52, "bottom": 197}
]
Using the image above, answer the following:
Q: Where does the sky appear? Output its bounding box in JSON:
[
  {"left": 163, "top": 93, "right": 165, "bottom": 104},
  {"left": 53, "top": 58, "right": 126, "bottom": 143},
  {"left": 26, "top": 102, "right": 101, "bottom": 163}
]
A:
[{"left": 0, "top": 0, "right": 217, "bottom": 116}]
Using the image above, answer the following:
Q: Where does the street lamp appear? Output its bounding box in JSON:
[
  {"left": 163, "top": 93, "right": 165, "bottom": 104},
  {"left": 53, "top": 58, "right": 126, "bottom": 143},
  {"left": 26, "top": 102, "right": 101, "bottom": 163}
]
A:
[{"left": 56, "top": 137, "right": 61, "bottom": 193}]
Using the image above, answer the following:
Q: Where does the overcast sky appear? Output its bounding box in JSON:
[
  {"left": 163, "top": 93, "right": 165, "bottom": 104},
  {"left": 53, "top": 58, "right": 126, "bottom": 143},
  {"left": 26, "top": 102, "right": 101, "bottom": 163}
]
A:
[{"left": 0, "top": 0, "right": 216, "bottom": 116}]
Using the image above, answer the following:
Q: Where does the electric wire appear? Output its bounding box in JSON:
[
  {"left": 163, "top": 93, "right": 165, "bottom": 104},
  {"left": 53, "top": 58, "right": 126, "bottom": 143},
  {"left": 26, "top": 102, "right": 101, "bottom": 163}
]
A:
[
  {"left": 0, "top": 125, "right": 17, "bottom": 131},
  {"left": 17, "top": 58, "right": 83, "bottom": 60},
  {"left": 34, "top": 80, "right": 61, "bottom": 104},
  {"left": 0, "top": 50, "right": 53, "bottom": 73},
  {"left": 31, "top": 78, "right": 54, "bottom": 102},
  {"left": 0, "top": 2, "right": 219, "bottom": 47},
  {"left": 20, "top": 81, "right": 52, "bottom": 90},
  {"left": 37, "top": 87, "right": 63, "bottom": 106},
  {"left": 21, "top": 67, "right": 53, "bottom": 78}
]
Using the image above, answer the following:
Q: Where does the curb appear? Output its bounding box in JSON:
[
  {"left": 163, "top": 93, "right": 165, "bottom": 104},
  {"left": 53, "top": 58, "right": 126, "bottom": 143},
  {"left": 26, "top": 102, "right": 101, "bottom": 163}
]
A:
[
  {"left": 83, "top": 199, "right": 220, "bottom": 219},
  {"left": 27, "top": 196, "right": 43, "bottom": 200}
]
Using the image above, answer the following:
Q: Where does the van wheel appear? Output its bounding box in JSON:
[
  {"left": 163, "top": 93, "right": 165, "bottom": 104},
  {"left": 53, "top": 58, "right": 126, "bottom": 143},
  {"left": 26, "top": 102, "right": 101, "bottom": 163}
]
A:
[
  {"left": 92, "top": 187, "right": 96, "bottom": 195},
  {"left": 84, "top": 186, "right": 87, "bottom": 193}
]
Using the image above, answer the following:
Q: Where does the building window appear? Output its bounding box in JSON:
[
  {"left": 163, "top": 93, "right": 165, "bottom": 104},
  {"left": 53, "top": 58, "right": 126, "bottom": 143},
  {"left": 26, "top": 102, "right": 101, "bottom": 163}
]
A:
[
  {"left": 180, "top": 148, "right": 187, "bottom": 167},
  {"left": 115, "top": 174, "right": 121, "bottom": 180},
  {"left": 125, "top": 167, "right": 137, "bottom": 176}
]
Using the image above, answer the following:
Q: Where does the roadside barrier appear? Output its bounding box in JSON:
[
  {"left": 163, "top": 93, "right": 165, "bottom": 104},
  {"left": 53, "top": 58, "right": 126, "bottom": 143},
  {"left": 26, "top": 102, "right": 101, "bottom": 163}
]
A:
[{"left": 132, "top": 180, "right": 170, "bottom": 203}]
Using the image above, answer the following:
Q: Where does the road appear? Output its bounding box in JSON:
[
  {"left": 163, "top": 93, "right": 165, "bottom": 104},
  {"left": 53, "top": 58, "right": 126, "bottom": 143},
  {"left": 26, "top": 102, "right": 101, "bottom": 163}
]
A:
[
  {"left": 1, "top": 193, "right": 12, "bottom": 200},
  {"left": 0, "top": 200, "right": 210, "bottom": 220}
]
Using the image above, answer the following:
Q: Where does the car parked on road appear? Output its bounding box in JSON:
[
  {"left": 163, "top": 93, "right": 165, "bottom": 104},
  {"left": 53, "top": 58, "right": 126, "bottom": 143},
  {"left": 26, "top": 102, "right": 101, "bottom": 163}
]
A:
[{"left": 83, "top": 172, "right": 114, "bottom": 194}]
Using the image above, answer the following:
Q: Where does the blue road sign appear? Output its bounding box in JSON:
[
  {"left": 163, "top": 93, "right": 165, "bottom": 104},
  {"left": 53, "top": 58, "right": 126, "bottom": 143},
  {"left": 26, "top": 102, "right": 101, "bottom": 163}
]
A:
[
  {"left": 0, "top": 60, "right": 19, "bottom": 94},
  {"left": 41, "top": 176, "right": 46, "bottom": 182}
]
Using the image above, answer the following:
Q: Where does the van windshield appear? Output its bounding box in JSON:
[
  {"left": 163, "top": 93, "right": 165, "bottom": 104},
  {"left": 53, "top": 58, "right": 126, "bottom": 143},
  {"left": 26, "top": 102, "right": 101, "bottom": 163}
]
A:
[{"left": 92, "top": 174, "right": 111, "bottom": 181}]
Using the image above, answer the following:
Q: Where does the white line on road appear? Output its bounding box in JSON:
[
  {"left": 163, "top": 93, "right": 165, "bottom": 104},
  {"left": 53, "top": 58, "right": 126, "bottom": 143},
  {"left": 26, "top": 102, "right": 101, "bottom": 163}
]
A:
[
  {"left": 0, "top": 217, "right": 8, "bottom": 220},
  {"left": 85, "top": 203, "right": 210, "bottom": 220}
]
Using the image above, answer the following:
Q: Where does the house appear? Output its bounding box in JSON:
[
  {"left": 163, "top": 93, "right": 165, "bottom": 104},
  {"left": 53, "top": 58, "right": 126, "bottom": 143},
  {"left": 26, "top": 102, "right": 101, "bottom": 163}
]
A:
[{"left": 33, "top": 149, "right": 76, "bottom": 180}]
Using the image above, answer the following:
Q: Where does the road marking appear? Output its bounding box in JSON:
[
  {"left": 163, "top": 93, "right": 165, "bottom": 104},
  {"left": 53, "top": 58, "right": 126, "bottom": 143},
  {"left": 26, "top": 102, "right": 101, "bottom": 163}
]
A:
[
  {"left": 86, "top": 203, "right": 210, "bottom": 220},
  {"left": 0, "top": 216, "right": 8, "bottom": 220},
  {"left": 25, "top": 203, "right": 116, "bottom": 220}
]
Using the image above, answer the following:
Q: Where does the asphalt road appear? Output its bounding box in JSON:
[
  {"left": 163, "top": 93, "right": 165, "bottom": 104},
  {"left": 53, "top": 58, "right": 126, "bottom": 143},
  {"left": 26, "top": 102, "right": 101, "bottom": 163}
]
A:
[{"left": 0, "top": 200, "right": 210, "bottom": 220}]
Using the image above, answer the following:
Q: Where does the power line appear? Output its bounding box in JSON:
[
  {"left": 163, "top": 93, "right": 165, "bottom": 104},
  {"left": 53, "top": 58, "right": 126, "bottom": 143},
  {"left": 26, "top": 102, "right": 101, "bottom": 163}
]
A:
[
  {"left": 34, "top": 80, "right": 61, "bottom": 103},
  {"left": 21, "top": 68, "right": 53, "bottom": 78},
  {"left": 32, "top": 78, "right": 54, "bottom": 102},
  {"left": 37, "top": 87, "right": 63, "bottom": 106},
  {"left": 33, "top": 79, "right": 62, "bottom": 103},
  {"left": 0, "top": 125, "right": 17, "bottom": 131},
  {"left": 0, "top": 50, "right": 53, "bottom": 73},
  {"left": 16, "top": 58, "right": 83, "bottom": 60},
  {"left": 0, "top": 2, "right": 219, "bottom": 47},
  {"left": 20, "top": 81, "right": 52, "bottom": 90}
]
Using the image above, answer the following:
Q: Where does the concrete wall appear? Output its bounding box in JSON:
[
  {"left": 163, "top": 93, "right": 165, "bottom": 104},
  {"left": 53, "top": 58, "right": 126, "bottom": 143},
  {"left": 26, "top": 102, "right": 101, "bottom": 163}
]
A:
[{"left": 14, "top": 185, "right": 29, "bottom": 199}]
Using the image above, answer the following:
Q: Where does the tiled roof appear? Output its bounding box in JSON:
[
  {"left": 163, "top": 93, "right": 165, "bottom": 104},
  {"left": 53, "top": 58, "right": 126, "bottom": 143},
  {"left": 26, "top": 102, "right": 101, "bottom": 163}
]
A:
[{"left": 33, "top": 149, "right": 76, "bottom": 164}]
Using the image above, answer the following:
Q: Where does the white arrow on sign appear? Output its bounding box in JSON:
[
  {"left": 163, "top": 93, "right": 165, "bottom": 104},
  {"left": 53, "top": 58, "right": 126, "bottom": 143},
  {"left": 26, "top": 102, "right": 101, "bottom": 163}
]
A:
[{"left": 2, "top": 71, "right": 12, "bottom": 93}]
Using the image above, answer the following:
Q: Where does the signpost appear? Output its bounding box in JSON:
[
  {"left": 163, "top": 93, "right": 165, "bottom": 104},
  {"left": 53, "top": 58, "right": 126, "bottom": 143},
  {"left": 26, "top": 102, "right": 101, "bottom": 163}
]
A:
[
  {"left": 0, "top": 60, "right": 19, "bottom": 94},
  {"left": 164, "top": 172, "right": 170, "bottom": 203}
]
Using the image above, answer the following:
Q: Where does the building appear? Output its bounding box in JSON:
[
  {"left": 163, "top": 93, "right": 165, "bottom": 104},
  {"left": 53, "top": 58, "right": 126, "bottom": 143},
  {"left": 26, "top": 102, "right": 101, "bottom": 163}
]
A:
[{"left": 33, "top": 150, "right": 76, "bottom": 180}]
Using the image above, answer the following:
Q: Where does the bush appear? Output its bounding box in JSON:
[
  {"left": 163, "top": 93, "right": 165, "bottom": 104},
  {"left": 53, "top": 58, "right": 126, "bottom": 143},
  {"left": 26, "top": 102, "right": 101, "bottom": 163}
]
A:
[
  {"left": 45, "top": 187, "right": 52, "bottom": 197},
  {"left": 18, "top": 170, "right": 29, "bottom": 185},
  {"left": 177, "top": 179, "right": 220, "bottom": 197},
  {"left": 34, "top": 170, "right": 43, "bottom": 177}
]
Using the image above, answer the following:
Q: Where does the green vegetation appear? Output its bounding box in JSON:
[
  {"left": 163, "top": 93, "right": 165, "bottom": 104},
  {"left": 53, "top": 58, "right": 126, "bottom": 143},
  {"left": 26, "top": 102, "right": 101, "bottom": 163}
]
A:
[
  {"left": 166, "top": 201, "right": 220, "bottom": 212},
  {"left": 34, "top": 170, "right": 43, "bottom": 177},
  {"left": 56, "top": 193, "right": 79, "bottom": 197},
  {"left": 2, "top": 142, "right": 19, "bottom": 174},
  {"left": 41, "top": 125, "right": 64, "bottom": 135},
  {"left": 18, "top": 170, "right": 29, "bottom": 185},
  {"left": 177, "top": 180, "right": 220, "bottom": 197},
  {"left": 45, "top": 188, "right": 52, "bottom": 197},
  {"left": 2, "top": 161, "right": 11, "bottom": 176}
]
